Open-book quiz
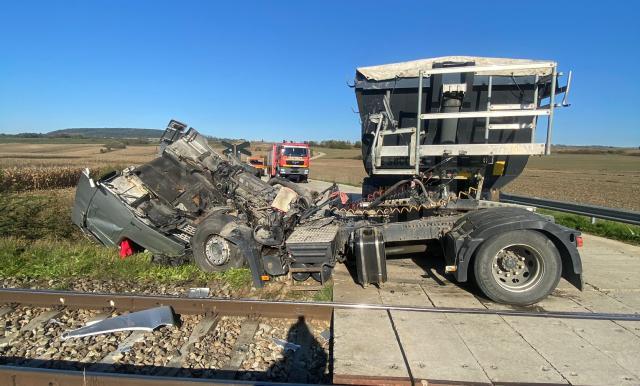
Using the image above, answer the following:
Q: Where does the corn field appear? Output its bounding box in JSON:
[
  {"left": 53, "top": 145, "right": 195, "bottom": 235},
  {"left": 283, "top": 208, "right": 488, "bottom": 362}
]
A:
[{"left": 0, "top": 166, "right": 114, "bottom": 193}]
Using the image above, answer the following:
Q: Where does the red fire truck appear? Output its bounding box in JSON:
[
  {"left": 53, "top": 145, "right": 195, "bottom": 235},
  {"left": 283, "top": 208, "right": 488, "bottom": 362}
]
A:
[{"left": 266, "top": 141, "right": 310, "bottom": 182}]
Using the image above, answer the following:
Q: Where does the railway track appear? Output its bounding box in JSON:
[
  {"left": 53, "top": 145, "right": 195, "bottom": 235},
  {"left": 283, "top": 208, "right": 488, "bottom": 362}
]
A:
[
  {"left": 0, "top": 288, "right": 638, "bottom": 386},
  {"left": 0, "top": 288, "right": 332, "bottom": 385}
]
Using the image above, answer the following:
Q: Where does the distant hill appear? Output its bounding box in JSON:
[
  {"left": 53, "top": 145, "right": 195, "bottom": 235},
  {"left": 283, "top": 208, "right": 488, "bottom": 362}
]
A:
[{"left": 47, "top": 128, "right": 164, "bottom": 138}]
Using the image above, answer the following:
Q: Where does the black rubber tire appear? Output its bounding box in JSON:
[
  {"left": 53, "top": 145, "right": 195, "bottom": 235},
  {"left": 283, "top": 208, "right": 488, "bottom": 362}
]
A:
[
  {"left": 192, "top": 215, "right": 245, "bottom": 272},
  {"left": 473, "top": 230, "right": 562, "bottom": 305},
  {"left": 311, "top": 265, "right": 333, "bottom": 283}
]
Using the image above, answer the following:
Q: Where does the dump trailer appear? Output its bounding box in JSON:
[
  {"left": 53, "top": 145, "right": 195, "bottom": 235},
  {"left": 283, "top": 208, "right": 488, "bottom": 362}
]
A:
[
  {"left": 348, "top": 56, "right": 580, "bottom": 304},
  {"left": 72, "top": 56, "right": 580, "bottom": 305}
]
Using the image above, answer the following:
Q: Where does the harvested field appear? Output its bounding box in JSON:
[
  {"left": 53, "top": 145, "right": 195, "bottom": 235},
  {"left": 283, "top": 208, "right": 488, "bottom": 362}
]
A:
[
  {"left": 310, "top": 158, "right": 366, "bottom": 187},
  {"left": 0, "top": 143, "right": 157, "bottom": 192},
  {"left": 0, "top": 143, "right": 156, "bottom": 168},
  {"left": 1, "top": 142, "right": 638, "bottom": 211},
  {"left": 310, "top": 150, "right": 639, "bottom": 211},
  {"left": 503, "top": 154, "right": 640, "bottom": 211}
]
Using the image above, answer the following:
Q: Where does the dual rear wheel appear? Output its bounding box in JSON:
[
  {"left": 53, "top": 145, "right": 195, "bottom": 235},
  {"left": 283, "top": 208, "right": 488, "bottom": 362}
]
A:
[{"left": 474, "top": 230, "right": 562, "bottom": 305}]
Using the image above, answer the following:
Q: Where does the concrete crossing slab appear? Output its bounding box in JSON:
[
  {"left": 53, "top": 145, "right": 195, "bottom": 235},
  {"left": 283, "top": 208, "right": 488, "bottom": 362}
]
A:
[{"left": 332, "top": 234, "right": 640, "bottom": 385}]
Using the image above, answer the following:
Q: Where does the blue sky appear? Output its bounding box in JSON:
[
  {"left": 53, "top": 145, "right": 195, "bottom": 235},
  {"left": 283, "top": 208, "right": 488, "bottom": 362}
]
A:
[{"left": 1, "top": 1, "right": 638, "bottom": 146}]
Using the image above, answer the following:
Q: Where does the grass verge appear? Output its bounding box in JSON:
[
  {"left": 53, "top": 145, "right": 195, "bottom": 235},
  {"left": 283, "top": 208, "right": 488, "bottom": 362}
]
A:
[
  {"left": 0, "top": 237, "right": 252, "bottom": 289},
  {"left": 541, "top": 209, "right": 640, "bottom": 245},
  {"left": 312, "top": 283, "right": 333, "bottom": 301}
]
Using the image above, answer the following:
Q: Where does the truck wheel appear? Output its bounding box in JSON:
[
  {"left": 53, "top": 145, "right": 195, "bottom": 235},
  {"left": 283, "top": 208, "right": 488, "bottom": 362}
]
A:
[
  {"left": 291, "top": 263, "right": 310, "bottom": 281},
  {"left": 473, "top": 230, "right": 561, "bottom": 305},
  {"left": 311, "top": 265, "right": 332, "bottom": 283},
  {"left": 192, "top": 216, "right": 245, "bottom": 272}
]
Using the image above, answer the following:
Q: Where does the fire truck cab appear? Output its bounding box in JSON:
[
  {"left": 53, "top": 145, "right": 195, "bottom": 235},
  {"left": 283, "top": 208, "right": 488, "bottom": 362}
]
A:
[{"left": 267, "top": 141, "right": 310, "bottom": 182}]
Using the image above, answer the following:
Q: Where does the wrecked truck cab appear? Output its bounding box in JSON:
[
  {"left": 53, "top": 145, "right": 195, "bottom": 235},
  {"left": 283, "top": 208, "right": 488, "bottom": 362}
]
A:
[
  {"left": 71, "top": 168, "right": 188, "bottom": 258},
  {"left": 72, "top": 120, "right": 319, "bottom": 289}
]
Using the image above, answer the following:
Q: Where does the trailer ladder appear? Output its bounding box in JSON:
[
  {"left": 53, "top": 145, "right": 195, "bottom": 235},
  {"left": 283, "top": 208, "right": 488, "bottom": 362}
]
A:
[{"left": 370, "top": 61, "right": 572, "bottom": 175}]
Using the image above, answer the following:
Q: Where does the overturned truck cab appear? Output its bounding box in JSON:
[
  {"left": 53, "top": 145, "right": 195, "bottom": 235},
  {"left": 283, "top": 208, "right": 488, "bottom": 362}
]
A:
[{"left": 72, "top": 120, "right": 323, "bottom": 289}]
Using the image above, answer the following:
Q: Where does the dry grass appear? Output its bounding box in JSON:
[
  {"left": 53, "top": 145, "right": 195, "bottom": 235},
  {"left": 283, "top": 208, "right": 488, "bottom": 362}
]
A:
[
  {"left": 0, "top": 143, "right": 157, "bottom": 168},
  {"left": 0, "top": 167, "right": 84, "bottom": 192},
  {"left": 310, "top": 150, "right": 640, "bottom": 211},
  {"left": 2, "top": 142, "right": 638, "bottom": 211},
  {"left": 503, "top": 154, "right": 640, "bottom": 211},
  {"left": 0, "top": 143, "right": 157, "bottom": 192},
  {"left": 310, "top": 158, "right": 367, "bottom": 186}
]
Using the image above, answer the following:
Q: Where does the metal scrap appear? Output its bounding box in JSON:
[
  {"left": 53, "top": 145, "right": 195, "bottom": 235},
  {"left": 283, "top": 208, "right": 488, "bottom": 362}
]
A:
[
  {"left": 61, "top": 306, "right": 176, "bottom": 340},
  {"left": 272, "top": 337, "right": 301, "bottom": 352},
  {"left": 187, "top": 287, "right": 210, "bottom": 298}
]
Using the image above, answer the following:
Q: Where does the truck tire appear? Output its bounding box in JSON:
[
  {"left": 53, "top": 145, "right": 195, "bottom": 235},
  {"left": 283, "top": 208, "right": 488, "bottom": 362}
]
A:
[
  {"left": 473, "top": 230, "right": 561, "bottom": 305},
  {"left": 192, "top": 215, "right": 245, "bottom": 272}
]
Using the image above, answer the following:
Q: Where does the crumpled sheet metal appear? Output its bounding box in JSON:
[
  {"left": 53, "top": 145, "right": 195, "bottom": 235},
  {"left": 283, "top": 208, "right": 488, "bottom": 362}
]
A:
[{"left": 61, "top": 305, "right": 177, "bottom": 340}]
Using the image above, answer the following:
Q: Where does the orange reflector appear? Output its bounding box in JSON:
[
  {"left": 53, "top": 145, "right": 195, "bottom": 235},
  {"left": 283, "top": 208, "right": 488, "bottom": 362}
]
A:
[
  {"left": 260, "top": 275, "right": 270, "bottom": 281},
  {"left": 576, "top": 236, "right": 583, "bottom": 248}
]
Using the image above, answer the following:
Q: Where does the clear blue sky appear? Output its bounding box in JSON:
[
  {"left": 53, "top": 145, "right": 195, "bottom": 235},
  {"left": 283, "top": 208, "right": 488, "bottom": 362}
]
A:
[{"left": 1, "top": 1, "right": 638, "bottom": 146}]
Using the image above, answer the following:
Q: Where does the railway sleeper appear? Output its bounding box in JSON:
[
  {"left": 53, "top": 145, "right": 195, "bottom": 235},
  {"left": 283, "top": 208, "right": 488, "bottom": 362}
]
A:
[{"left": 0, "top": 304, "right": 331, "bottom": 382}]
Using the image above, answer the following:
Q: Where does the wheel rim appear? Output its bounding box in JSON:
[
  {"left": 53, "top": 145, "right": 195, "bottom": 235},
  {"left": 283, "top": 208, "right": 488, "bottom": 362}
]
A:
[
  {"left": 491, "top": 244, "right": 545, "bottom": 292},
  {"left": 204, "top": 235, "right": 231, "bottom": 266}
]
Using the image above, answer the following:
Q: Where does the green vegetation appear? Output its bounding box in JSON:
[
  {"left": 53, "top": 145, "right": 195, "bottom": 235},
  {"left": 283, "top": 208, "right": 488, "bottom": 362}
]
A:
[
  {"left": 46, "top": 128, "right": 163, "bottom": 139},
  {"left": 308, "top": 140, "right": 357, "bottom": 149},
  {"left": 0, "top": 237, "right": 251, "bottom": 288},
  {"left": 541, "top": 209, "right": 640, "bottom": 245},
  {"left": 0, "top": 190, "right": 80, "bottom": 240},
  {"left": 0, "top": 129, "right": 159, "bottom": 145},
  {"left": 313, "top": 283, "right": 333, "bottom": 301},
  {"left": 0, "top": 136, "right": 108, "bottom": 144},
  {"left": 0, "top": 190, "right": 253, "bottom": 289}
]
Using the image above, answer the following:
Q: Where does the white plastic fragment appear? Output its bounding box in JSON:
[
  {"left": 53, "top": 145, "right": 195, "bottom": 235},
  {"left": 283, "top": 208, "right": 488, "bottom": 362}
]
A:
[{"left": 272, "top": 337, "right": 301, "bottom": 352}]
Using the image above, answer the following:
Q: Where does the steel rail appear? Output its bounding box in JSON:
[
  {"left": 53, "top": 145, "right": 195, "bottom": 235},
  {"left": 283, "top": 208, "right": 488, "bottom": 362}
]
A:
[
  {"left": 0, "top": 288, "right": 638, "bottom": 322},
  {"left": 500, "top": 193, "right": 640, "bottom": 225},
  {"left": 0, "top": 365, "right": 310, "bottom": 386}
]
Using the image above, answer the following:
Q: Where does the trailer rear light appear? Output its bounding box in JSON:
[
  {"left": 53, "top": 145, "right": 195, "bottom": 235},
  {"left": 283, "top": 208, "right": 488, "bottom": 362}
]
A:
[{"left": 576, "top": 236, "right": 583, "bottom": 248}]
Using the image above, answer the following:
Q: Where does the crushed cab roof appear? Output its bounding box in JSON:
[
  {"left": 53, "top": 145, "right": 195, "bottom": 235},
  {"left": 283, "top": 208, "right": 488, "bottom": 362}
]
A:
[{"left": 356, "top": 56, "right": 555, "bottom": 81}]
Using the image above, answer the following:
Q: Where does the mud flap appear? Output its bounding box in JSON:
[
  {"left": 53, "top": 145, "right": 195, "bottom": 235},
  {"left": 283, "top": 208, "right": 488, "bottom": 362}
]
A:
[{"left": 226, "top": 226, "right": 266, "bottom": 288}]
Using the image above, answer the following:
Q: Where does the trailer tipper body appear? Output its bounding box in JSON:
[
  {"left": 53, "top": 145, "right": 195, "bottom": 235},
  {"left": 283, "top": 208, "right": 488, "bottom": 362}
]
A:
[{"left": 72, "top": 57, "right": 580, "bottom": 305}]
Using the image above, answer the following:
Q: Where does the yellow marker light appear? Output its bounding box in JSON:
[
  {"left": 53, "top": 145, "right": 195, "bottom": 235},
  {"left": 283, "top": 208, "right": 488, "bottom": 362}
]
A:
[{"left": 493, "top": 161, "right": 506, "bottom": 176}]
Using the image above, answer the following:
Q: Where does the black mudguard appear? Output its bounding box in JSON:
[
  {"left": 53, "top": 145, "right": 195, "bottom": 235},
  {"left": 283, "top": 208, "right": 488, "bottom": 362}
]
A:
[{"left": 444, "top": 207, "right": 583, "bottom": 290}]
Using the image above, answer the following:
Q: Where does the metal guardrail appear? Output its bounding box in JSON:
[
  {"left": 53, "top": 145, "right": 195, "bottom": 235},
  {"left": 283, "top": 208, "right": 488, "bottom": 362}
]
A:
[{"left": 500, "top": 193, "right": 640, "bottom": 226}]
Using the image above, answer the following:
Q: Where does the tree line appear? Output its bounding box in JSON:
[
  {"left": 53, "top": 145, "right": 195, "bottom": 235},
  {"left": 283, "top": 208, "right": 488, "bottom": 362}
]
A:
[{"left": 307, "top": 140, "right": 362, "bottom": 149}]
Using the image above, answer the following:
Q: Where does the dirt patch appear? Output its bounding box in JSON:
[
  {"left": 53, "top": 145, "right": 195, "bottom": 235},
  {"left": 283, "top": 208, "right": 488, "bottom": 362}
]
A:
[{"left": 504, "top": 168, "right": 640, "bottom": 211}]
